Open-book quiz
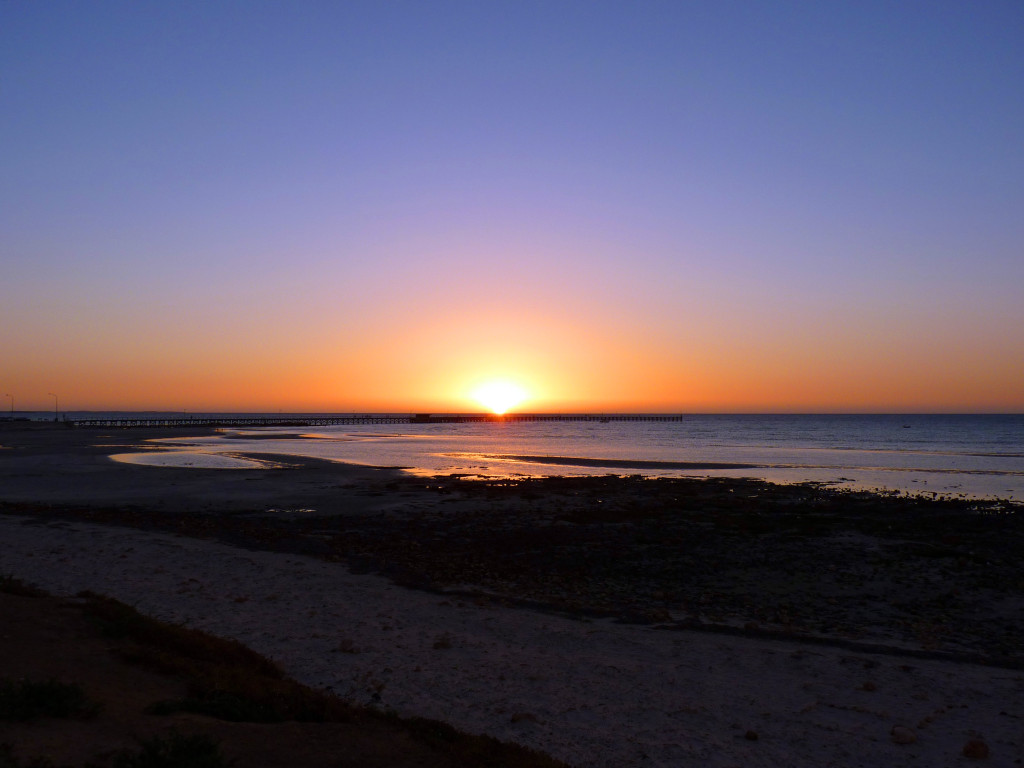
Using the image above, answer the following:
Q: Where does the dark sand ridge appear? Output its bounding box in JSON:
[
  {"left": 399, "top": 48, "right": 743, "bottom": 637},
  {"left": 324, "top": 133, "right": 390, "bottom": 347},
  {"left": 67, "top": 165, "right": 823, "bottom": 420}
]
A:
[
  {"left": 468, "top": 453, "right": 759, "bottom": 470},
  {"left": 0, "top": 586, "right": 566, "bottom": 768},
  {"left": 3, "top": 507, "right": 1022, "bottom": 766}
]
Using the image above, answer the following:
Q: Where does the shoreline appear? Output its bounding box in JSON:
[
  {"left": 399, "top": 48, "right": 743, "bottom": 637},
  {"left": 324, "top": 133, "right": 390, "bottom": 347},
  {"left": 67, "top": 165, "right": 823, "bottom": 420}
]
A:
[
  {"left": 2, "top": 426, "right": 1023, "bottom": 765},
  {"left": 2, "top": 427, "right": 1021, "bottom": 660},
  {"left": 23, "top": 420, "right": 1024, "bottom": 502},
  {"left": 3, "top": 514, "right": 1022, "bottom": 767}
]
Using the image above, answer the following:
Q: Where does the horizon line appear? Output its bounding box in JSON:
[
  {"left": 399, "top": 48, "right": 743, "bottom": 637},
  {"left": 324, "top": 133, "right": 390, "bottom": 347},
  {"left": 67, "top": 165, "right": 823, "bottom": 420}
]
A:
[{"left": 7, "top": 409, "right": 1024, "bottom": 417}]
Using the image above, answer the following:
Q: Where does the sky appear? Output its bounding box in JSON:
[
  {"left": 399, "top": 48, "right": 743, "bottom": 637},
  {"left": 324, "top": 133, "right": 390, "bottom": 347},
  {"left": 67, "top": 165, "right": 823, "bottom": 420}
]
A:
[{"left": 2, "top": 1, "right": 1022, "bottom": 413}]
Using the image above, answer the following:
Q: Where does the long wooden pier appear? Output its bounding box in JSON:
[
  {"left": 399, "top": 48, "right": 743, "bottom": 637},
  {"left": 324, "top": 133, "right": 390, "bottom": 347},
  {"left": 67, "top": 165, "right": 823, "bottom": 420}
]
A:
[{"left": 67, "top": 413, "right": 687, "bottom": 429}]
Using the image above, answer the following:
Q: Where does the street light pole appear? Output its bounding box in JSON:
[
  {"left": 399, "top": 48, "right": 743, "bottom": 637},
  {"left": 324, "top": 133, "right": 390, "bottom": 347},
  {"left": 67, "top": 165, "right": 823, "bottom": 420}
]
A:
[{"left": 47, "top": 392, "right": 58, "bottom": 422}]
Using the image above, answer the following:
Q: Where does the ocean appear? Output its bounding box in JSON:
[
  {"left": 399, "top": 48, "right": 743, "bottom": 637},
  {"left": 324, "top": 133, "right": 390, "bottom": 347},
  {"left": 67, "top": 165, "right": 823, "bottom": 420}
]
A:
[{"left": 71, "top": 412, "right": 1024, "bottom": 502}]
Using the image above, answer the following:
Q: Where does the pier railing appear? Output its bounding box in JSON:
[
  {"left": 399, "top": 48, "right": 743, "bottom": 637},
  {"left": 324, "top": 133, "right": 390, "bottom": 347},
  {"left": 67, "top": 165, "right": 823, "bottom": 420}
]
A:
[{"left": 67, "top": 414, "right": 686, "bottom": 429}]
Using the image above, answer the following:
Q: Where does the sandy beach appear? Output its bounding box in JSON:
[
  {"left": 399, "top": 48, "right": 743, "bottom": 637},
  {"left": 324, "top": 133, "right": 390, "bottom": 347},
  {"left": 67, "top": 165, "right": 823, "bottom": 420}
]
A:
[{"left": 2, "top": 426, "right": 1022, "bottom": 766}]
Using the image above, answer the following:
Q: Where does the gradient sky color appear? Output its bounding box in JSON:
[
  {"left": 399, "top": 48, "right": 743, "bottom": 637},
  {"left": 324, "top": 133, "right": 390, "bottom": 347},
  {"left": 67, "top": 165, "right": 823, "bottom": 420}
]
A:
[{"left": 2, "top": 1, "right": 1022, "bottom": 413}]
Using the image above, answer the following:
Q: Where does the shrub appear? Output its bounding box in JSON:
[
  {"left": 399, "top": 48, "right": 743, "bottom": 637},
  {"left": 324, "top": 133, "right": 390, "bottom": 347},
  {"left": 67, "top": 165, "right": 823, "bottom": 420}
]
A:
[
  {"left": 0, "top": 679, "right": 98, "bottom": 721},
  {"left": 0, "top": 576, "right": 44, "bottom": 597},
  {"left": 108, "top": 732, "right": 228, "bottom": 768}
]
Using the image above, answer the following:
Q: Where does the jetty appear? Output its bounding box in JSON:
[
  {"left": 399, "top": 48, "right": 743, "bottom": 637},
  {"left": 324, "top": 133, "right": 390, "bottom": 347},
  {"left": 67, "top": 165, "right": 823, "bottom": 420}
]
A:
[{"left": 66, "top": 414, "right": 687, "bottom": 429}]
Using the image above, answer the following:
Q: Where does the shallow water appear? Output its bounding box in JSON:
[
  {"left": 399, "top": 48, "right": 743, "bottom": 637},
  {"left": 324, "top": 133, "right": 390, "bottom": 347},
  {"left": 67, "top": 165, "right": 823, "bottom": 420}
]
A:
[
  {"left": 110, "top": 451, "right": 270, "bottom": 469},
  {"left": 105, "top": 414, "right": 1024, "bottom": 500}
]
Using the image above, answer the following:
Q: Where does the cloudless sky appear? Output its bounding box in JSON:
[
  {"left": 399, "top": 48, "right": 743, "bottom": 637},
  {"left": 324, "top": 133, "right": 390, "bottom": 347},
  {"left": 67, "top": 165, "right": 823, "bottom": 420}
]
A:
[{"left": 2, "top": 1, "right": 1022, "bottom": 412}]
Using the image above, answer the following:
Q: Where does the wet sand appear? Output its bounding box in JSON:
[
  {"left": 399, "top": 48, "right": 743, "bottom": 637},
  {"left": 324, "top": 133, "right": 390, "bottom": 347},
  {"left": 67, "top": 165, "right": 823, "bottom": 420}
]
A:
[
  {"left": 1, "top": 425, "right": 1022, "bottom": 766},
  {"left": 0, "top": 425, "right": 403, "bottom": 513}
]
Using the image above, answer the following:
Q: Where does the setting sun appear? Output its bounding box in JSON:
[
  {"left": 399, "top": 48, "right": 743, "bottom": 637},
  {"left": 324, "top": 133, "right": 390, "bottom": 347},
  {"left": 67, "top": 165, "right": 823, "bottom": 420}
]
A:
[{"left": 470, "top": 380, "right": 529, "bottom": 415}]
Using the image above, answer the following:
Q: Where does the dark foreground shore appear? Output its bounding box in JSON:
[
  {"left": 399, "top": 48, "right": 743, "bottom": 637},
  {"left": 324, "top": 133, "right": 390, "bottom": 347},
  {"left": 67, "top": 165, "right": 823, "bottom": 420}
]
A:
[
  {"left": 2, "top": 425, "right": 1021, "bottom": 667},
  {"left": 0, "top": 583, "right": 566, "bottom": 768},
  {"left": 2, "top": 426, "right": 1023, "bottom": 766}
]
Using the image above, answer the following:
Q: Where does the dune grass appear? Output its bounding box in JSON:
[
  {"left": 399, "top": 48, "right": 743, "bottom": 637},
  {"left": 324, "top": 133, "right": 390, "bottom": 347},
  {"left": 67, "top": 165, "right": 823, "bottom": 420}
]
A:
[
  {"left": 72, "top": 592, "right": 566, "bottom": 767},
  {"left": 0, "top": 733, "right": 227, "bottom": 768},
  {"left": 0, "top": 679, "right": 98, "bottom": 723},
  {"left": 107, "top": 732, "right": 227, "bottom": 768},
  {"left": 0, "top": 576, "right": 44, "bottom": 598},
  {"left": 80, "top": 591, "right": 356, "bottom": 724}
]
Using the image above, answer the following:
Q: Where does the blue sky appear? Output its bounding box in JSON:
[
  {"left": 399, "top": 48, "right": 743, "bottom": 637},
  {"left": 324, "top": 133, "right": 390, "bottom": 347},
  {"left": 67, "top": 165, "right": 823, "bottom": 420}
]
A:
[{"left": 2, "top": 1, "right": 1022, "bottom": 411}]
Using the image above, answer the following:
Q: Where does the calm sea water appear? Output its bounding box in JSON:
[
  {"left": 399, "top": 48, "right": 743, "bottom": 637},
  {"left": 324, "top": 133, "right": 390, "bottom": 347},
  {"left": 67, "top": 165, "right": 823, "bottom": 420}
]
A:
[{"left": 78, "top": 412, "right": 1024, "bottom": 501}]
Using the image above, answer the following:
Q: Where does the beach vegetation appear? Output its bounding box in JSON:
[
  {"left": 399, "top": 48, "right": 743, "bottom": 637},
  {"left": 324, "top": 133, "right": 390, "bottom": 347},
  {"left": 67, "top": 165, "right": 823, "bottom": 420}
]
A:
[
  {"left": 0, "top": 575, "right": 43, "bottom": 597},
  {"left": 107, "top": 732, "right": 228, "bottom": 768},
  {"left": 0, "top": 678, "right": 98, "bottom": 721},
  {"left": 146, "top": 691, "right": 287, "bottom": 723},
  {"left": 58, "top": 591, "right": 568, "bottom": 763},
  {"left": 0, "top": 744, "right": 64, "bottom": 768},
  {"left": 80, "top": 592, "right": 282, "bottom": 678},
  {"left": 79, "top": 593, "right": 353, "bottom": 723},
  {"left": 1, "top": 586, "right": 571, "bottom": 767}
]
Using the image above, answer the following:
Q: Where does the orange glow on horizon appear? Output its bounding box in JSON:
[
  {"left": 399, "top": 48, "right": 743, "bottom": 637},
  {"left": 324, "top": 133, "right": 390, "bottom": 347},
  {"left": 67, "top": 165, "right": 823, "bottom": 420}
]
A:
[
  {"left": 4, "top": 289, "right": 1023, "bottom": 414},
  {"left": 3, "top": 6, "right": 1024, "bottom": 419}
]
